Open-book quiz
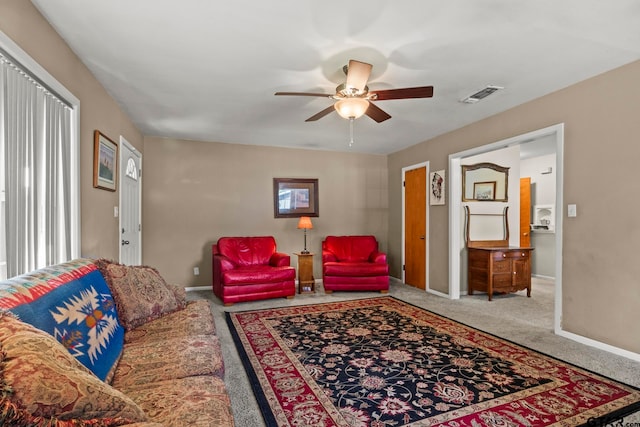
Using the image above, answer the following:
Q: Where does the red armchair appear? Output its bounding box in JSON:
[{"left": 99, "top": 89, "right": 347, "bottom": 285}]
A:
[
  {"left": 212, "top": 236, "right": 296, "bottom": 305},
  {"left": 322, "top": 235, "right": 389, "bottom": 293}
]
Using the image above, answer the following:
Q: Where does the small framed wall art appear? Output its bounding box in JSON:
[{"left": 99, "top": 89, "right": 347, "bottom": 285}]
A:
[
  {"left": 429, "top": 169, "right": 445, "bottom": 206},
  {"left": 473, "top": 181, "right": 496, "bottom": 201},
  {"left": 273, "top": 178, "right": 319, "bottom": 218},
  {"left": 93, "top": 130, "right": 118, "bottom": 191}
]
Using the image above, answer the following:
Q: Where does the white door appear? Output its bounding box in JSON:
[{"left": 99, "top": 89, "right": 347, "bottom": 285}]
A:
[{"left": 119, "top": 137, "right": 142, "bottom": 265}]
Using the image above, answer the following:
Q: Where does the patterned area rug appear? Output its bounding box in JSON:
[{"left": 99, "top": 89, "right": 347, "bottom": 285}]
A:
[{"left": 226, "top": 297, "right": 640, "bottom": 426}]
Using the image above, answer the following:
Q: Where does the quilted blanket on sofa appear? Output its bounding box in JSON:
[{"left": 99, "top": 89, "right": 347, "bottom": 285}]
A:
[{"left": 0, "top": 259, "right": 124, "bottom": 381}]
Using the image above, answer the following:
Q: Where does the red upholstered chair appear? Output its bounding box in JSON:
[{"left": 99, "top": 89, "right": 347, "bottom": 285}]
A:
[
  {"left": 212, "top": 236, "right": 296, "bottom": 305},
  {"left": 322, "top": 235, "right": 389, "bottom": 293}
]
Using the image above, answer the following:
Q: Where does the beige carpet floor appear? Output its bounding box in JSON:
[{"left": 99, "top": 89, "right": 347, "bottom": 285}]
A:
[{"left": 188, "top": 278, "right": 640, "bottom": 426}]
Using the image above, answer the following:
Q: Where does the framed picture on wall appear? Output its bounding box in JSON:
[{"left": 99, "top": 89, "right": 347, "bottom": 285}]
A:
[
  {"left": 429, "top": 169, "right": 445, "bottom": 205},
  {"left": 93, "top": 130, "right": 118, "bottom": 191},
  {"left": 273, "top": 178, "right": 319, "bottom": 218},
  {"left": 473, "top": 181, "right": 496, "bottom": 200}
]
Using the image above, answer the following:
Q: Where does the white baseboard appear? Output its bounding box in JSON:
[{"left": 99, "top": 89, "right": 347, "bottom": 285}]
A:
[
  {"left": 427, "top": 288, "right": 451, "bottom": 299},
  {"left": 556, "top": 328, "right": 640, "bottom": 363},
  {"left": 185, "top": 286, "right": 211, "bottom": 292},
  {"left": 532, "top": 274, "right": 556, "bottom": 281}
]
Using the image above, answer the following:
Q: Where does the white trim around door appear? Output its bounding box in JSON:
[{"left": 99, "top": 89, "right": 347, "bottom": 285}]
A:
[
  {"left": 448, "top": 123, "right": 564, "bottom": 328},
  {"left": 118, "top": 137, "right": 142, "bottom": 265}
]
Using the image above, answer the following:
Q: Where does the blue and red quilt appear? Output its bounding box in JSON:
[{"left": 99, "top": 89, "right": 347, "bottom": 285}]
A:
[{"left": 0, "top": 259, "right": 124, "bottom": 381}]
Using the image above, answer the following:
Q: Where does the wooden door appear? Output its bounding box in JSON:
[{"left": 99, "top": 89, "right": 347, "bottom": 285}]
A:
[
  {"left": 512, "top": 256, "right": 531, "bottom": 288},
  {"left": 404, "top": 167, "right": 426, "bottom": 289},
  {"left": 520, "top": 177, "right": 531, "bottom": 247}
]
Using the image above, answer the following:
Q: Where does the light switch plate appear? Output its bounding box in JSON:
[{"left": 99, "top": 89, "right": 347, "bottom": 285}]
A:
[{"left": 567, "top": 204, "right": 577, "bottom": 217}]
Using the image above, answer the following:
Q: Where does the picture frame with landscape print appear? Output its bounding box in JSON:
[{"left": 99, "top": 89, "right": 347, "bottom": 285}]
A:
[
  {"left": 473, "top": 181, "right": 496, "bottom": 201},
  {"left": 93, "top": 130, "right": 118, "bottom": 191},
  {"left": 273, "top": 178, "right": 319, "bottom": 218}
]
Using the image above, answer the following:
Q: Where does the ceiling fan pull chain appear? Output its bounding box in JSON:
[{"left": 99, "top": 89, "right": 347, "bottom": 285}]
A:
[{"left": 349, "top": 117, "right": 355, "bottom": 147}]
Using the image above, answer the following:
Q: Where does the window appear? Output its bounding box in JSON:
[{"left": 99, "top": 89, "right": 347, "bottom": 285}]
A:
[
  {"left": 0, "top": 31, "right": 80, "bottom": 279},
  {"left": 125, "top": 157, "right": 138, "bottom": 180}
]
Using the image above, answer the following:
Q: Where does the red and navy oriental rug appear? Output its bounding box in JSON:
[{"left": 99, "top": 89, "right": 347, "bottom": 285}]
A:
[{"left": 226, "top": 297, "right": 640, "bottom": 426}]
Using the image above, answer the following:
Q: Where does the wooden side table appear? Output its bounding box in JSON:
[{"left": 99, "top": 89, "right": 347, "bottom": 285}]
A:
[{"left": 294, "top": 252, "right": 315, "bottom": 294}]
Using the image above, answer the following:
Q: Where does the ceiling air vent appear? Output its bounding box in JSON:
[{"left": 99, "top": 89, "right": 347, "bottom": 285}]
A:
[{"left": 460, "top": 85, "right": 503, "bottom": 104}]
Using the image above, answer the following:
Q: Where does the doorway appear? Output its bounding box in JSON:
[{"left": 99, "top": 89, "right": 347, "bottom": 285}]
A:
[
  {"left": 448, "top": 124, "right": 564, "bottom": 334},
  {"left": 119, "top": 137, "right": 142, "bottom": 265},
  {"left": 402, "top": 162, "right": 428, "bottom": 291}
]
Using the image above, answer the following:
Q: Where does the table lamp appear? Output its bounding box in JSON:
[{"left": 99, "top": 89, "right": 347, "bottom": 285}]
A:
[{"left": 297, "top": 216, "right": 313, "bottom": 254}]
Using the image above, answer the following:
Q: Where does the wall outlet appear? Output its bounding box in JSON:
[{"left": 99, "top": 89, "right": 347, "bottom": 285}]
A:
[{"left": 193, "top": 267, "right": 200, "bottom": 276}]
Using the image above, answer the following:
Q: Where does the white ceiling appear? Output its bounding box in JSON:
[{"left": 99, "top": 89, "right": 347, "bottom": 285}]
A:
[{"left": 31, "top": 0, "right": 640, "bottom": 155}]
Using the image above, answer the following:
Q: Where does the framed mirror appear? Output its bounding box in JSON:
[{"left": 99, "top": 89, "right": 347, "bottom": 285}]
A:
[{"left": 462, "top": 162, "right": 510, "bottom": 202}]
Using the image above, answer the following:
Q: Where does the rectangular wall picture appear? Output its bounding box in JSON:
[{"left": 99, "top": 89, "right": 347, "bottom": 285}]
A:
[
  {"left": 429, "top": 169, "right": 445, "bottom": 205},
  {"left": 273, "top": 178, "right": 319, "bottom": 218},
  {"left": 93, "top": 130, "right": 118, "bottom": 191},
  {"left": 473, "top": 181, "right": 496, "bottom": 200}
]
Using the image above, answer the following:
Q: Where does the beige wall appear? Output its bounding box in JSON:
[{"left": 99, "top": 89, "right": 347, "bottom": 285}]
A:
[
  {"left": 0, "top": 1, "right": 143, "bottom": 261},
  {"left": 142, "top": 137, "right": 388, "bottom": 286},
  {"left": 389, "top": 60, "right": 640, "bottom": 354},
  {"left": 4, "top": 1, "right": 638, "bottom": 355}
]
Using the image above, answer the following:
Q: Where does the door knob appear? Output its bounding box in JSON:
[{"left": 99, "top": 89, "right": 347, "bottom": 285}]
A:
[
  {"left": 419, "top": 236, "right": 425, "bottom": 240},
  {"left": 122, "top": 240, "right": 130, "bottom": 245}
]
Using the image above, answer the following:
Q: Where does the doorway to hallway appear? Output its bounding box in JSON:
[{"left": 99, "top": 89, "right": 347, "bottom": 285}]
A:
[{"left": 448, "top": 124, "right": 564, "bottom": 334}]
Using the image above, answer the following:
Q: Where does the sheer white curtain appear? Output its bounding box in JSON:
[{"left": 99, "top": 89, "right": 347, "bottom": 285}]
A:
[{"left": 0, "top": 52, "right": 74, "bottom": 279}]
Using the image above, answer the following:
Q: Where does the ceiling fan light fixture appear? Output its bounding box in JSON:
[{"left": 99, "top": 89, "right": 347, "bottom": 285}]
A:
[
  {"left": 276, "top": 59, "right": 433, "bottom": 123},
  {"left": 334, "top": 98, "right": 369, "bottom": 119}
]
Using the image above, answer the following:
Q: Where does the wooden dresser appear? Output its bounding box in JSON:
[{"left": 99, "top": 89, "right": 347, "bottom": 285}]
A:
[
  {"left": 465, "top": 206, "right": 534, "bottom": 301},
  {"left": 467, "top": 246, "right": 533, "bottom": 301}
]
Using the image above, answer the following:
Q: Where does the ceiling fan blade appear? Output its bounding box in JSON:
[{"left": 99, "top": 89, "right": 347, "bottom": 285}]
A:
[
  {"left": 365, "top": 102, "right": 392, "bottom": 123},
  {"left": 345, "top": 60, "right": 372, "bottom": 92},
  {"left": 370, "top": 86, "right": 434, "bottom": 101},
  {"left": 305, "top": 105, "right": 335, "bottom": 122},
  {"left": 275, "top": 91, "right": 332, "bottom": 97}
]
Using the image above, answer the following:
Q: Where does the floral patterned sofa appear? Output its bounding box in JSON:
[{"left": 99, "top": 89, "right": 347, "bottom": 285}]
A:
[{"left": 0, "top": 258, "right": 234, "bottom": 426}]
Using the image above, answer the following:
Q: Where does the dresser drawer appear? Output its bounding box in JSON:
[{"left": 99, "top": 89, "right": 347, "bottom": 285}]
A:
[
  {"left": 492, "top": 250, "right": 529, "bottom": 261},
  {"left": 492, "top": 259, "right": 511, "bottom": 273}
]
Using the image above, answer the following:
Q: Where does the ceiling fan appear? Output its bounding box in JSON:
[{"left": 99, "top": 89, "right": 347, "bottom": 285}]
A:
[{"left": 275, "top": 59, "right": 434, "bottom": 123}]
